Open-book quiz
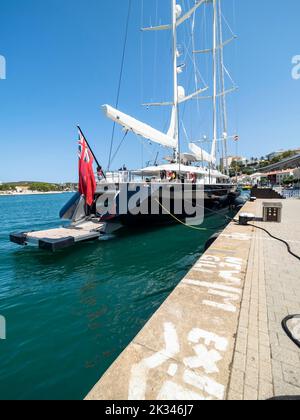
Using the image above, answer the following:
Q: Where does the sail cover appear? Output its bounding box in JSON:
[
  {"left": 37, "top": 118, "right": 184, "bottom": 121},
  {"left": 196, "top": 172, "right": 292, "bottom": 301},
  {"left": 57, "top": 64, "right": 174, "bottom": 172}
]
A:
[
  {"left": 102, "top": 105, "right": 177, "bottom": 149},
  {"left": 189, "top": 143, "right": 216, "bottom": 165}
]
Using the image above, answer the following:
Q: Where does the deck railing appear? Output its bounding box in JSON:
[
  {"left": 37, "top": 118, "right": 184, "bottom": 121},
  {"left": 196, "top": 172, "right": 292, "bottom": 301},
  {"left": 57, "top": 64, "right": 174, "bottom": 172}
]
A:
[{"left": 97, "top": 171, "right": 191, "bottom": 184}]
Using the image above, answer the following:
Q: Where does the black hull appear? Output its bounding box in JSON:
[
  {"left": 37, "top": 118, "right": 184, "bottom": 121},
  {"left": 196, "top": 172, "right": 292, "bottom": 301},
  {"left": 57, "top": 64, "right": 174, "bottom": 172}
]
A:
[{"left": 96, "top": 184, "right": 238, "bottom": 228}]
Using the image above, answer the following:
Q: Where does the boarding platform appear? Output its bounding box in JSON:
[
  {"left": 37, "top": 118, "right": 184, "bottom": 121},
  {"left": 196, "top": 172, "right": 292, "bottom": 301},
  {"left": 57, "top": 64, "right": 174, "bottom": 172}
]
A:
[{"left": 9, "top": 220, "right": 118, "bottom": 252}]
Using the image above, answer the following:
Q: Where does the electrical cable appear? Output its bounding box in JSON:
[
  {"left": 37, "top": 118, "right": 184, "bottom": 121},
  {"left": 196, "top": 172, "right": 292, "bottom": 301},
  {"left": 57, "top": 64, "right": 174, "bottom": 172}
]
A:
[
  {"left": 156, "top": 191, "right": 300, "bottom": 261},
  {"left": 281, "top": 315, "right": 300, "bottom": 349},
  {"left": 247, "top": 223, "right": 300, "bottom": 263},
  {"left": 219, "top": 213, "right": 300, "bottom": 263}
]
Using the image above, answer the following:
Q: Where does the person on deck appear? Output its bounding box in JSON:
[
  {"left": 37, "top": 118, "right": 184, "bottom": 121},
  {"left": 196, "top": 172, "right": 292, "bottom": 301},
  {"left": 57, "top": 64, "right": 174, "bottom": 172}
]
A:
[
  {"left": 191, "top": 173, "right": 197, "bottom": 184},
  {"left": 97, "top": 166, "right": 104, "bottom": 181}
]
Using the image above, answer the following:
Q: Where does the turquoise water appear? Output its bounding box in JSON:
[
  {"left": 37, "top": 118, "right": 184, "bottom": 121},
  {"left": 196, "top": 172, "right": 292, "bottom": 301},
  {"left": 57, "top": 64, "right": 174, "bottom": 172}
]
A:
[{"left": 0, "top": 193, "right": 232, "bottom": 400}]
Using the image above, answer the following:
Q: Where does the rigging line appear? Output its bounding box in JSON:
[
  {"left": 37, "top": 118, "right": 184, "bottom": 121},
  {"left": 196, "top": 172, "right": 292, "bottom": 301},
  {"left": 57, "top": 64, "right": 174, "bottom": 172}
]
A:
[
  {"left": 181, "top": 14, "right": 207, "bottom": 90},
  {"left": 234, "top": 132, "right": 239, "bottom": 179},
  {"left": 181, "top": 0, "right": 193, "bottom": 61},
  {"left": 180, "top": 2, "right": 206, "bottom": 88},
  {"left": 183, "top": 36, "right": 207, "bottom": 88},
  {"left": 107, "top": 0, "right": 132, "bottom": 171},
  {"left": 232, "top": 0, "right": 239, "bottom": 138},
  {"left": 181, "top": 120, "right": 190, "bottom": 146},
  {"left": 218, "top": 0, "right": 229, "bottom": 172},
  {"left": 109, "top": 130, "right": 129, "bottom": 168},
  {"left": 182, "top": 38, "right": 192, "bottom": 65},
  {"left": 203, "top": 0, "right": 209, "bottom": 84},
  {"left": 223, "top": 63, "right": 236, "bottom": 87},
  {"left": 218, "top": 98, "right": 224, "bottom": 163},
  {"left": 191, "top": 21, "right": 200, "bottom": 139},
  {"left": 152, "top": 0, "right": 159, "bottom": 102},
  {"left": 221, "top": 9, "right": 235, "bottom": 38},
  {"left": 217, "top": 21, "right": 224, "bottom": 163},
  {"left": 140, "top": 0, "right": 144, "bottom": 105},
  {"left": 141, "top": 137, "right": 144, "bottom": 168},
  {"left": 181, "top": 58, "right": 199, "bottom": 124},
  {"left": 191, "top": 10, "right": 201, "bottom": 121},
  {"left": 134, "top": 133, "right": 158, "bottom": 162}
]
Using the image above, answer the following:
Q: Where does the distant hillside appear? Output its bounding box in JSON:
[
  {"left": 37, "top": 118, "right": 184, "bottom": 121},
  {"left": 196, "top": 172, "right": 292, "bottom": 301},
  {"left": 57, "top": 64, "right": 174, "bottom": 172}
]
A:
[{"left": 0, "top": 182, "right": 77, "bottom": 192}]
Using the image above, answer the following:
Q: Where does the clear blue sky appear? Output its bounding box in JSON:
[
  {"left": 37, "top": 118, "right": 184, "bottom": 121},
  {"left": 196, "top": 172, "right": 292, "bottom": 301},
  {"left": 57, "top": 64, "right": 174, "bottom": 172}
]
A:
[{"left": 0, "top": 0, "right": 299, "bottom": 183}]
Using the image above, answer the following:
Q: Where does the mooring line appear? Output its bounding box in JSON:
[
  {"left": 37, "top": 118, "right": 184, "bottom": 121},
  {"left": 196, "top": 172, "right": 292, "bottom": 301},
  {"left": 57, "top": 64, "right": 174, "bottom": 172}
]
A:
[{"left": 154, "top": 199, "right": 228, "bottom": 232}]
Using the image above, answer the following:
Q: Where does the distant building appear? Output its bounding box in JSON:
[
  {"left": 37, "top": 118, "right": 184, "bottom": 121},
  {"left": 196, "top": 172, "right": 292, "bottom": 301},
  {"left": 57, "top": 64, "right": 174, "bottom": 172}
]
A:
[
  {"left": 266, "top": 148, "right": 300, "bottom": 161},
  {"left": 266, "top": 150, "right": 285, "bottom": 161},
  {"left": 221, "top": 156, "right": 247, "bottom": 168},
  {"left": 265, "top": 169, "right": 296, "bottom": 185},
  {"left": 235, "top": 174, "right": 252, "bottom": 185},
  {"left": 250, "top": 173, "right": 265, "bottom": 185},
  {"left": 15, "top": 186, "right": 30, "bottom": 193},
  {"left": 294, "top": 168, "right": 300, "bottom": 180}
]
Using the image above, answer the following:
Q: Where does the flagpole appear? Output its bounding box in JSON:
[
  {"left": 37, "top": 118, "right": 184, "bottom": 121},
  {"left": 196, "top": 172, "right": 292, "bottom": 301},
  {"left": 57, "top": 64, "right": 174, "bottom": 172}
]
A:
[{"left": 77, "top": 126, "right": 106, "bottom": 180}]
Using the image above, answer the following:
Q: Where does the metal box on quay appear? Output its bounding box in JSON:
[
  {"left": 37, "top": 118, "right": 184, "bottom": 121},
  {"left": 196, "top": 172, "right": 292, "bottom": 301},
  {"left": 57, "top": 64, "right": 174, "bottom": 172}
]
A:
[{"left": 263, "top": 202, "right": 283, "bottom": 223}]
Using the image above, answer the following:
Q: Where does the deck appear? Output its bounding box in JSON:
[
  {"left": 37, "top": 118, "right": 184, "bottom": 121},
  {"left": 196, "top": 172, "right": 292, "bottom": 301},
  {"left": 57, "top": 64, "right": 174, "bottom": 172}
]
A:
[{"left": 10, "top": 221, "right": 105, "bottom": 251}]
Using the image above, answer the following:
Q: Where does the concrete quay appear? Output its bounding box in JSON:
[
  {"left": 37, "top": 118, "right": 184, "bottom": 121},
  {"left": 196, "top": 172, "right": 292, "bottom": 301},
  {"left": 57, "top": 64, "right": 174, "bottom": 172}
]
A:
[{"left": 86, "top": 199, "right": 300, "bottom": 401}]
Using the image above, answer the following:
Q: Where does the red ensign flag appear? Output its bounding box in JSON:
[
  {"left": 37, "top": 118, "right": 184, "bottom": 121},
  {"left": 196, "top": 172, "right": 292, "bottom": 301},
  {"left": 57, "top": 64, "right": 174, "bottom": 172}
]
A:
[{"left": 78, "top": 129, "right": 96, "bottom": 206}]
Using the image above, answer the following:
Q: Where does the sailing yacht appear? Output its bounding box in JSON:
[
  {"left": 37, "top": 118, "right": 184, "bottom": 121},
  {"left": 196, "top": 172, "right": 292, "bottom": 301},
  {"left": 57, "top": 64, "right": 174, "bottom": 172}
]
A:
[
  {"left": 10, "top": 0, "right": 242, "bottom": 252},
  {"left": 85, "top": 0, "right": 239, "bottom": 227}
]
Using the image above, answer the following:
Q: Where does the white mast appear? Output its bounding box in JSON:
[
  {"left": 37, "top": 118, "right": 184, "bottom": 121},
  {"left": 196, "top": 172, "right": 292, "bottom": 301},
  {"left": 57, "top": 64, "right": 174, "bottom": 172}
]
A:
[
  {"left": 172, "top": 0, "right": 180, "bottom": 162},
  {"left": 193, "top": 0, "right": 237, "bottom": 174},
  {"left": 211, "top": 0, "right": 217, "bottom": 165},
  {"left": 218, "top": 0, "right": 229, "bottom": 175},
  {"left": 104, "top": 1, "right": 209, "bottom": 159}
]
